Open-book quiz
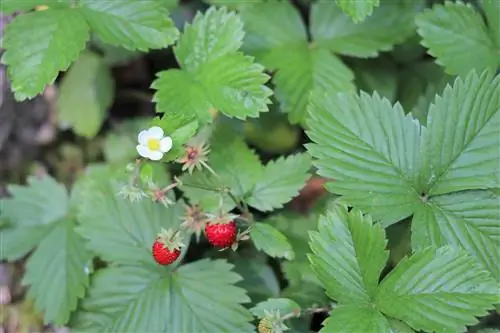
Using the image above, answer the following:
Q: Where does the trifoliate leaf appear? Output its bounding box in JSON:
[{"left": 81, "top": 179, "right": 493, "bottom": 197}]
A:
[
  {"left": 1, "top": 175, "right": 69, "bottom": 227},
  {"left": 481, "top": 0, "right": 500, "bottom": 49},
  {"left": 250, "top": 222, "right": 295, "bottom": 260},
  {"left": 306, "top": 90, "right": 422, "bottom": 226},
  {"left": 311, "top": 0, "right": 422, "bottom": 58},
  {"left": 246, "top": 153, "right": 311, "bottom": 212},
  {"left": 240, "top": 2, "right": 355, "bottom": 124},
  {"left": 421, "top": 71, "right": 499, "bottom": 195},
  {"left": 78, "top": 0, "right": 179, "bottom": 51},
  {"left": 0, "top": 175, "right": 89, "bottom": 325},
  {"left": 0, "top": 0, "right": 70, "bottom": 13},
  {"left": 321, "top": 305, "right": 391, "bottom": 333},
  {"left": 375, "top": 246, "right": 498, "bottom": 333},
  {"left": 174, "top": 6, "right": 243, "bottom": 73},
  {"left": 1, "top": 8, "right": 90, "bottom": 100},
  {"left": 57, "top": 51, "right": 114, "bottom": 138},
  {"left": 152, "top": 7, "right": 272, "bottom": 122},
  {"left": 336, "top": 0, "right": 380, "bottom": 23},
  {"left": 308, "top": 206, "right": 388, "bottom": 304},
  {"left": 416, "top": 1, "right": 499, "bottom": 76},
  {"left": 76, "top": 167, "right": 187, "bottom": 266},
  {"left": 23, "top": 218, "right": 90, "bottom": 325},
  {"left": 251, "top": 298, "right": 301, "bottom": 319},
  {"left": 412, "top": 190, "right": 500, "bottom": 281},
  {"left": 76, "top": 260, "right": 253, "bottom": 332}
]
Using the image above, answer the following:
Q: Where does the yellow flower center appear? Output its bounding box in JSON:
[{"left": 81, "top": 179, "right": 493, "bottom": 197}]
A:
[{"left": 147, "top": 138, "right": 160, "bottom": 151}]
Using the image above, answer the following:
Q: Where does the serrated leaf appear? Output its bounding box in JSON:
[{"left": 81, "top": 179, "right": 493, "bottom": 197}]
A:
[
  {"left": 353, "top": 57, "right": 398, "bottom": 103},
  {"left": 250, "top": 222, "right": 294, "bottom": 260},
  {"left": 76, "top": 167, "right": 187, "bottom": 266},
  {"left": 416, "top": 1, "right": 499, "bottom": 76},
  {"left": 306, "top": 90, "right": 422, "bottom": 226},
  {"left": 410, "top": 74, "right": 451, "bottom": 126},
  {"left": 336, "top": 0, "right": 380, "bottom": 23},
  {"left": 196, "top": 53, "right": 272, "bottom": 120},
  {"left": 0, "top": 225, "right": 50, "bottom": 261},
  {"left": 210, "top": 130, "right": 263, "bottom": 199},
  {"left": 0, "top": 0, "right": 70, "bottom": 13},
  {"left": 422, "top": 71, "right": 499, "bottom": 195},
  {"left": 240, "top": 2, "right": 354, "bottom": 124},
  {"left": 57, "top": 51, "right": 114, "bottom": 138},
  {"left": 482, "top": 0, "right": 500, "bottom": 49},
  {"left": 251, "top": 298, "right": 300, "bottom": 318},
  {"left": 246, "top": 153, "right": 311, "bottom": 212},
  {"left": 375, "top": 246, "right": 498, "bottom": 333},
  {"left": 78, "top": 0, "right": 179, "bottom": 51},
  {"left": 76, "top": 259, "right": 253, "bottom": 332},
  {"left": 23, "top": 218, "right": 90, "bottom": 325},
  {"left": 311, "top": 0, "right": 421, "bottom": 58},
  {"left": 320, "top": 305, "right": 391, "bottom": 333},
  {"left": 1, "top": 8, "right": 90, "bottom": 100},
  {"left": 308, "top": 206, "right": 388, "bottom": 304},
  {"left": 412, "top": 190, "right": 500, "bottom": 281},
  {"left": 179, "top": 171, "right": 236, "bottom": 212},
  {"left": 1, "top": 175, "right": 69, "bottom": 226},
  {"left": 151, "top": 69, "right": 213, "bottom": 122},
  {"left": 174, "top": 6, "right": 243, "bottom": 73}
]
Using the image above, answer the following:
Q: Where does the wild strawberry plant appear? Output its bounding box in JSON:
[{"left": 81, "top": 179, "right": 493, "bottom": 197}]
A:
[{"left": 0, "top": 0, "right": 499, "bottom": 332}]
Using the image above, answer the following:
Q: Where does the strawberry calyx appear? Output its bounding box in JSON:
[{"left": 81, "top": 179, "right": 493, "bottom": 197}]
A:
[
  {"left": 155, "top": 228, "right": 185, "bottom": 251},
  {"left": 205, "top": 212, "right": 239, "bottom": 226}
]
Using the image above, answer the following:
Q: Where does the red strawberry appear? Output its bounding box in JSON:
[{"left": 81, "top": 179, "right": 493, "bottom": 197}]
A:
[
  {"left": 205, "top": 217, "right": 237, "bottom": 248},
  {"left": 152, "top": 228, "right": 184, "bottom": 265}
]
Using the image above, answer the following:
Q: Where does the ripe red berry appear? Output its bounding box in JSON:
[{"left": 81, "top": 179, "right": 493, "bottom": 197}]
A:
[
  {"left": 151, "top": 228, "right": 185, "bottom": 265},
  {"left": 205, "top": 220, "right": 237, "bottom": 248},
  {"left": 152, "top": 240, "right": 181, "bottom": 265}
]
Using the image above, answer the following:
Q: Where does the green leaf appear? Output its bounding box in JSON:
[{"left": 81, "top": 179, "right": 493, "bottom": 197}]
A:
[
  {"left": 152, "top": 69, "right": 213, "bottom": 122},
  {"left": 250, "top": 222, "right": 295, "bottom": 260},
  {"left": 336, "top": 0, "right": 380, "bottom": 23},
  {"left": 57, "top": 51, "right": 114, "bottom": 138},
  {"left": 410, "top": 74, "right": 451, "bottom": 127},
  {"left": 352, "top": 57, "right": 398, "bottom": 103},
  {"left": 416, "top": 1, "right": 499, "bottom": 76},
  {"left": 152, "top": 7, "right": 272, "bottom": 121},
  {"left": 421, "top": 71, "right": 499, "bottom": 195},
  {"left": 306, "top": 90, "right": 422, "bottom": 226},
  {"left": 0, "top": 225, "right": 50, "bottom": 261},
  {"left": 311, "top": 0, "right": 422, "bottom": 58},
  {"left": 412, "top": 190, "right": 500, "bottom": 281},
  {"left": 251, "top": 298, "right": 300, "bottom": 318},
  {"left": 209, "top": 130, "right": 263, "bottom": 199},
  {"left": 76, "top": 167, "right": 187, "bottom": 266},
  {"left": 308, "top": 206, "right": 388, "bottom": 304},
  {"left": 482, "top": 0, "right": 500, "bottom": 49},
  {"left": 76, "top": 259, "right": 253, "bottom": 332},
  {"left": 1, "top": 8, "right": 90, "bottom": 100},
  {"left": 232, "top": 257, "right": 280, "bottom": 303},
  {"left": 78, "top": 0, "right": 179, "bottom": 51},
  {"left": 375, "top": 246, "right": 498, "bottom": 333},
  {"left": 179, "top": 171, "right": 235, "bottom": 212},
  {"left": 246, "top": 153, "right": 311, "bottom": 212},
  {"left": 23, "top": 219, "right": 90, "bottom": 325},
  {"left": 240, "top": 2, "right": 354, "bottom": 124},
  {"left": 174, "top": 6, "right": 243, "bottom": 73},
  {"left": 0, "top": 0, "right": 70, "bottom": 13},
  {"left": 195, "top": 53, "right": 272, "bottom": 120},
  {"left": 1, "top": 175, "right": 69, "bottom": 226},
  {"left": 321, "top": 305, "right": 391, "bottom": 333}
]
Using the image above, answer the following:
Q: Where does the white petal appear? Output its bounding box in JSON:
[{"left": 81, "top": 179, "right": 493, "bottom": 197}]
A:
[
  {"left": 148, "top": 126, "right": 164, "bottom": 139},
  {"left": 148, "top": 151, "right": 164, "bottom": 161},
  {"left": 138, "top": 130, "right": 150, "bottom": 145},
  {"left": 136, "top": 145, "right": 151, "bottom": 158},
  {"left": 160, "top": 136, "right": 173, "bottom": 153}
]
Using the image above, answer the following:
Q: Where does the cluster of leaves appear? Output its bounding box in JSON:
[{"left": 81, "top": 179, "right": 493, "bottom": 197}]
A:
[{"left": 1, "top": 0, "right": 499, "bottom": 332}]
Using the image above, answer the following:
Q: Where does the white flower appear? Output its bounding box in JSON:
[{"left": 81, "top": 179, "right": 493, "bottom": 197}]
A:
[{"left": 136, "top": 126, "right": 173, "bottom": 161}]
